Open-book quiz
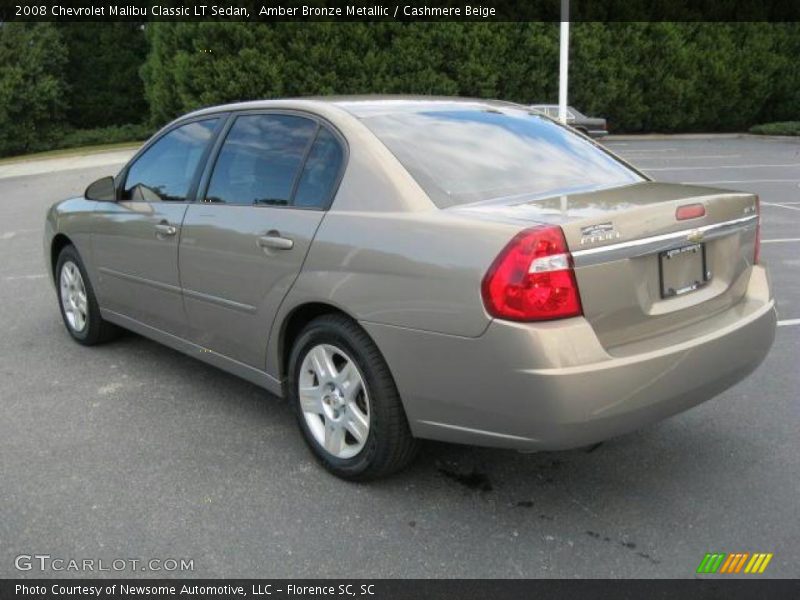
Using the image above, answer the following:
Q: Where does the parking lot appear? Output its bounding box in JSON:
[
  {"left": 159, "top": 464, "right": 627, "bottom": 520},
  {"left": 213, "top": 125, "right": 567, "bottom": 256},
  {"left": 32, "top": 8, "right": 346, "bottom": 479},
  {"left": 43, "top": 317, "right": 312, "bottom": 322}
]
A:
[{"left": 0, "top": 135, "right": 798, "bottom": 578}]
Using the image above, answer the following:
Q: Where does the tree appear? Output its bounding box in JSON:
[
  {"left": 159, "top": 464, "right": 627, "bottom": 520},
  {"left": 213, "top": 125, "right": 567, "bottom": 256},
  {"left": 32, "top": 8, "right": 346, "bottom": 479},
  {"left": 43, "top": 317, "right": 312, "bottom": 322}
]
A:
[
  {"left": 60, "top": 22, "right": 149, "bottom": 129},
  {"left": 51, "top": 21, "right": 800, "bottom": 132},
  {"left": 0, "top": 23, "right": 68, "bottom": 155}
]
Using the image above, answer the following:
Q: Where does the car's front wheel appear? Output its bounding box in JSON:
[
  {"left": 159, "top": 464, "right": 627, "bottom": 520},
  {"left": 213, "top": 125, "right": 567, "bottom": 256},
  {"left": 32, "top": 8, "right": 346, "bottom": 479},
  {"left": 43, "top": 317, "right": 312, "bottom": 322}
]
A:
[
  {"left": 288, "top": 314, "right": 419, "bottom": 480},
  {"left": 55, "top": 245, "right": 120, "bottom": 345}
]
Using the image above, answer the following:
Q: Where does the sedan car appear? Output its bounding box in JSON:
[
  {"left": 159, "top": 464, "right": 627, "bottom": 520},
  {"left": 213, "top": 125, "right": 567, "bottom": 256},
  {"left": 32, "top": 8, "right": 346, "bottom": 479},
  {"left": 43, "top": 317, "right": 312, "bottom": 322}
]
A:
[
  {"left": 45, "top": 96, "right": 776, "bottom": 480},
  {"left": 530, "top": 104, "right": 609, "bottom": 137}
]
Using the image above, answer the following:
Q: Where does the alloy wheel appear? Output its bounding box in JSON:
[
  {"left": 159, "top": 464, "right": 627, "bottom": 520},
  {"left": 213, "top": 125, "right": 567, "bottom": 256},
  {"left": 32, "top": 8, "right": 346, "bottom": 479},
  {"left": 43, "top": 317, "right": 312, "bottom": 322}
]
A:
[
  {"left": 298, "top": 343, "right": 370, "bottom": 459},
  {"left": 60, "top": 261, "right": 88, "bottom": 333}
]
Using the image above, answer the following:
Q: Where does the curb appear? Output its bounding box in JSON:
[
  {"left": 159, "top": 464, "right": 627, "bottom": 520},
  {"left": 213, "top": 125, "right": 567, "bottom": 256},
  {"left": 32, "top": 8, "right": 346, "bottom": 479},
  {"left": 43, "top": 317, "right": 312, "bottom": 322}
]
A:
[
  {"left": 605, "top": 133, "right": 745, "bottom": 141},
  {"left": 0, "top": 143, "right": 141, "bottom": 167},
  {"left": 606, "top": 133, "right": 799, "bottom": 142}
]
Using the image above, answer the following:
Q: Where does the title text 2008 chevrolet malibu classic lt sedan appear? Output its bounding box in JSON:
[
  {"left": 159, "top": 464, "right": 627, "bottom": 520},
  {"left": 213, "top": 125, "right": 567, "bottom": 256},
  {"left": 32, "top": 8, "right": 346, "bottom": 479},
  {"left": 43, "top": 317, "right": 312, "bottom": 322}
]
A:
[{"left": 45, "top": 97, "right": 776, "bottom": 479}]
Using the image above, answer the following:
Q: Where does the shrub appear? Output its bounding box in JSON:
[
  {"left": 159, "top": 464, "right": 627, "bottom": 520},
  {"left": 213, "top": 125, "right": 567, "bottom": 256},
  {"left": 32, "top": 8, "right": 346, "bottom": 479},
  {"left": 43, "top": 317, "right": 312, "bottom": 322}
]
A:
[
  {"left": 61, "top": 23, "right": 149, "bottom": 129},
  {"left": 749, "top": 122, "right": 800, "bottom": 136},
  {"left": 140, "top": 22, "right": 800, "bottom": 134},
  {"left": 0, "top": 123, "right": 154, "bottom": 159},
  {"left": 0, "top": 24, "right": 68, "bottom": 156},
  {"left": 54, "top": 123, "right": 155, "bottom": 151}
]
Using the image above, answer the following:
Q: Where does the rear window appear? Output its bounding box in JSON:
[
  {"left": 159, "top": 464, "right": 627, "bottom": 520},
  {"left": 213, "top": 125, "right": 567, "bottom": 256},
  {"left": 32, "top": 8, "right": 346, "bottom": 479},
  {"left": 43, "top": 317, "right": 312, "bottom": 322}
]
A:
[{"left": 361, "top": 109, "right": 643, "bottom": 208}]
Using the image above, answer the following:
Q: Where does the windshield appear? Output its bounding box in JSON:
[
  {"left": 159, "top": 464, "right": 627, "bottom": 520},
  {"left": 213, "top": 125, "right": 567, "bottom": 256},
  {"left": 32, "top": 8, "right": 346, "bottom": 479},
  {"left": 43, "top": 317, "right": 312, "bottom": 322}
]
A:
[{"left": 362, "top": 109, "right": 643, "bottom": 208}]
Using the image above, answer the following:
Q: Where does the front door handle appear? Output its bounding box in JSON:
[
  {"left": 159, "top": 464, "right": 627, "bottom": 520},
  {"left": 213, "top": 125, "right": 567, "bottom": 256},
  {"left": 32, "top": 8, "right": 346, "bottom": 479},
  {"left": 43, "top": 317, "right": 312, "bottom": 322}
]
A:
[
  {"left": 258, "top": 232, "right": 294, "bottom": 251},
  {"left": 155, "top": 222, "right": 177, "bottom": 237}
]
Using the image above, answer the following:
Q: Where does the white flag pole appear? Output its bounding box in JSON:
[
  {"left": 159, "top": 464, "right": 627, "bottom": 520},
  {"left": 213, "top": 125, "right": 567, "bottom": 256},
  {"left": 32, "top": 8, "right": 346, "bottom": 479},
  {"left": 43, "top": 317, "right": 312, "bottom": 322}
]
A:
[{"left": 558, "top": 0, "right": 570, "bottom": 124}]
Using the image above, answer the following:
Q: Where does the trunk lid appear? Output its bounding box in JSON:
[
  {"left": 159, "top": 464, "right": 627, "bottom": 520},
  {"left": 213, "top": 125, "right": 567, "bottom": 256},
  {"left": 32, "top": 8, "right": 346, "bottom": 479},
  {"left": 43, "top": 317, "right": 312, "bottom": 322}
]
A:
[{"left": 452, "top": 182, "right": 759, "bottom": 351}]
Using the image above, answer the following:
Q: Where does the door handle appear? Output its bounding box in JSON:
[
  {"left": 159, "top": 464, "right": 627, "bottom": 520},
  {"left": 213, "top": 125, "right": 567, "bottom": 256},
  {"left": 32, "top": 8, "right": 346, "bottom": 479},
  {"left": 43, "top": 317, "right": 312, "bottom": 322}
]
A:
[
  {"left": 258, "top": 232, "right": 294, "bottom": 251},
  {"left": 155, "top": 222, "right": 177, "bottom": 237}
]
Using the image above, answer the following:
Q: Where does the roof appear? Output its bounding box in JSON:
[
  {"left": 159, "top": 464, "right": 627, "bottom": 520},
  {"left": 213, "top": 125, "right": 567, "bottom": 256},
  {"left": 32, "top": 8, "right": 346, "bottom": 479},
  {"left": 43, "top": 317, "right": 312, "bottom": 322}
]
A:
[
  {"left": 325, "top": 95, "right": 529, "bottom": 117},
  {"left": 183, "top": 95, "right": 531, "bottom": 121},
  {"left": 530, "top": 104, "right": 576, "bottom": 110}
]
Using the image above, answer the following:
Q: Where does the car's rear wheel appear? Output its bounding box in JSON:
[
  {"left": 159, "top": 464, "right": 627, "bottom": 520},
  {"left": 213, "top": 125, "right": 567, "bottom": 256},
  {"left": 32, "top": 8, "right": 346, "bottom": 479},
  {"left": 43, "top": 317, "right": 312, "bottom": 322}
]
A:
[
  {"left": 55, "top": 245, "right": 120, "bottom": 345},
  {"left": 288, "top": 314, "right": 419, "bottom": 480}
]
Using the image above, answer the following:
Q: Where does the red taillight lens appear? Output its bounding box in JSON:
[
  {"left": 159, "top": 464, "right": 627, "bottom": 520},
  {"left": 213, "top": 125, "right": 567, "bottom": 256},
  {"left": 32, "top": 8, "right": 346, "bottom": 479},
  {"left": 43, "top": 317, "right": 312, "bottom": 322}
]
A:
[
  {"left": 754, "top": 196, "right": 761, "bottom": 264},
  {"left": 481, "top": 226, "right": 583, "bottom": 321}
]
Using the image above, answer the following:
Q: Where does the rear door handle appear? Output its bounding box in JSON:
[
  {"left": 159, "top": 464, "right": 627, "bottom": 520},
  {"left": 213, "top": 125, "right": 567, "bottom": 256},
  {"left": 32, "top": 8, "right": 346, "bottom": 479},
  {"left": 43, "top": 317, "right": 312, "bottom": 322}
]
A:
[
  {"left": 155, "top": 222, "right": 177, "bottom": 237},
  {"left": 258, "top": 232, "right": 294, "bottom": 251}
]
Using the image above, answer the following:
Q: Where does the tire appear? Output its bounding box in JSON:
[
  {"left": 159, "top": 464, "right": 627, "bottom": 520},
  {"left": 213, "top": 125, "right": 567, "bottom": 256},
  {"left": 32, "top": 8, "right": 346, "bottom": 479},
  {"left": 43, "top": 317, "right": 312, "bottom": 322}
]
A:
[
  {"left": 55, "top": 245, "right": 121, "bottom": 346},
  {"left": 288, "top": 314, "right": 419, "bottom": 480}
]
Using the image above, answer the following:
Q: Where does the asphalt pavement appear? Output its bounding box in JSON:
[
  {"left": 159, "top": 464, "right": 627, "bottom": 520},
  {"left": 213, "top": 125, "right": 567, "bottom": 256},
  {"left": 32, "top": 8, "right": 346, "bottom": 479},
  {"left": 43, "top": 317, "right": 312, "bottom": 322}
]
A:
[{"left": 0, "top": 136, "right": 797, "bottom": 578}]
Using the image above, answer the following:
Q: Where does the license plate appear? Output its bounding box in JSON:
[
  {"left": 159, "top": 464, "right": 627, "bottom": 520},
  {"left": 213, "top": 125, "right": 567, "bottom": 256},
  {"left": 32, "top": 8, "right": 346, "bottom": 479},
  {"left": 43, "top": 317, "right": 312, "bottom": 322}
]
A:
[{"left": 659, "top": 243, "right": 708, "bottom": 298}]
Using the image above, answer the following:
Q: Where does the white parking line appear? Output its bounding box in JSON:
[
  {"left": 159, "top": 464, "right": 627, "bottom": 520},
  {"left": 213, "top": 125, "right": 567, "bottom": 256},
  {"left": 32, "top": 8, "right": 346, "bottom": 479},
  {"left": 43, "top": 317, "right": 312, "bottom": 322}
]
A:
[
  {"left": 4, "top": 274, "right": 46, "bottom": 281},
  {"left": 0, "top": 229, "right": 39, "bottom": 240},
  {"left": 777, "top": 319, "right": 800, "bottom": 327},
  {"left": 762, "top": 238, "right": 800, "bottom": 244},
  {"left": 647, "top": 163, "right": 800, "bottom": 172},
  {"left": 680, "top": 179, "right": 799, "bottom": 185},
  {"left": 763, "top": 203, "right": 800, "bottom": 212},
  {"left": 633, "top": 154, "right": 742, "bottom": 160},
  {"left": 615, "top": 148, "right": 678, "bottom": 153}
]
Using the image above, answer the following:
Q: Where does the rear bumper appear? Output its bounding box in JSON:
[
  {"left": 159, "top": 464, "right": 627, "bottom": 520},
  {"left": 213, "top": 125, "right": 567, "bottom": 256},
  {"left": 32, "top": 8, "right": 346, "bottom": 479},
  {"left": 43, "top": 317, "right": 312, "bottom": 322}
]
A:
[{"left": 363, "top": 266, "right": 776, "bottom": 450}]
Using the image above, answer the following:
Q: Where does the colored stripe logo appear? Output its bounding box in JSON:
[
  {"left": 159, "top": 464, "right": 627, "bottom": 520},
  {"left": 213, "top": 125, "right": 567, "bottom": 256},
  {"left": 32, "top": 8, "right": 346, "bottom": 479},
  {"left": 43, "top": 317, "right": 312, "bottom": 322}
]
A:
[{"left": 697, "top": 552, "right": 773, "bottom": 574}]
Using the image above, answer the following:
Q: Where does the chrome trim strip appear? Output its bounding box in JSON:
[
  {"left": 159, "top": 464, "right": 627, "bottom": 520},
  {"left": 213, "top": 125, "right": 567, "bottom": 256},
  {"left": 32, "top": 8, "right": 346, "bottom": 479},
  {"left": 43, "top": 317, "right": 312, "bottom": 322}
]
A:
[
  {"left": 417, "top": 420, "right": 537, "bottom": 443},
  {"left": 98, "top": 267, "right": 257, "bottom": 313},
  {"left": 182, "top": 288, "right": 257, "bottom": 314},
  {"left": 98, "top": 267, "right": 182, "bottom": 295},
  {"left": 572, "top": 214, "right": 757, "bottom": 266}
]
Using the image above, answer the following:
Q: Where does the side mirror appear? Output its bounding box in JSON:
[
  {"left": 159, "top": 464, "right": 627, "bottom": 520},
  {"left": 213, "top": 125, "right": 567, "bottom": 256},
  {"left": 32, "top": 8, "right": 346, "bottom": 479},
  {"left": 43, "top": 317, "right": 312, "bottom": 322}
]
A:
[{"left": 85, "top": 176, "right": 116, "bottom": 202}]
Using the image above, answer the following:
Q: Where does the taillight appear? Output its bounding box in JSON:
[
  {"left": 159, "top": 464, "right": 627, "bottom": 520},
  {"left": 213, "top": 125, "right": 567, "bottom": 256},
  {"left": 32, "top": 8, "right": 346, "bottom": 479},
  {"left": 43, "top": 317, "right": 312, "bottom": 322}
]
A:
[
  {"left": 481, "top": 226, "right": 583, "bottom": 321},
  {"left": 754, "top": 196, "right": 761, "bottom": 265}
]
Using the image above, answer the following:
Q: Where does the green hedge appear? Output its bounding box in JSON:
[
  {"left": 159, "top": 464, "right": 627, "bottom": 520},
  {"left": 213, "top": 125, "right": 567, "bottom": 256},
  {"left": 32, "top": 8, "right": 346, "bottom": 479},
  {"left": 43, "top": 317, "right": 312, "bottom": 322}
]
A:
[
  {"left": 749, "top": 121, "right": 800, "bottom": 136},
  {"left": 61, "top": 23, "right": 149, "bottom": 130},
  {"left": 0, "top": 23, "right": 149, "bottom": 157},
  {"left": 2, "top": 22, "right": 800, "bottom": 158},
  {"left": 54, "top": 123, "right": 155, "bottom": 151},
  {"left": 0, "top": 123, "right": 153, "bottom": 159},
  {"left": 142, "top": 22, "right": 800, "bottom": 133},
  {"left": 0, "top": 24, "right": 68, "bottom": 157}
]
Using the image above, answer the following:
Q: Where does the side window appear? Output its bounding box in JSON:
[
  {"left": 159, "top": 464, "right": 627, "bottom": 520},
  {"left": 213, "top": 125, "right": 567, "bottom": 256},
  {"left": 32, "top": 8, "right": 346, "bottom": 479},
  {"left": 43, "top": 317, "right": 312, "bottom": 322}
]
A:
[
  {"left": 293, "top": 128, "right": 345, "bottom": 209},
  {"left": 123, "top": 119, "right": 218, "bottom": 202},
  {"left": 204, "top": 114, "right": 317, "bottom": 206}
]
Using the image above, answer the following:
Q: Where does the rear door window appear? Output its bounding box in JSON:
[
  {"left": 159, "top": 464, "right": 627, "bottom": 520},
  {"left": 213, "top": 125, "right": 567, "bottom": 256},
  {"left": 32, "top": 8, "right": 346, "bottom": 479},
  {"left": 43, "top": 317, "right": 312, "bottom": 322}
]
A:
[{"left": 204, "top": 114, "right": 317, "bottom": 206}]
